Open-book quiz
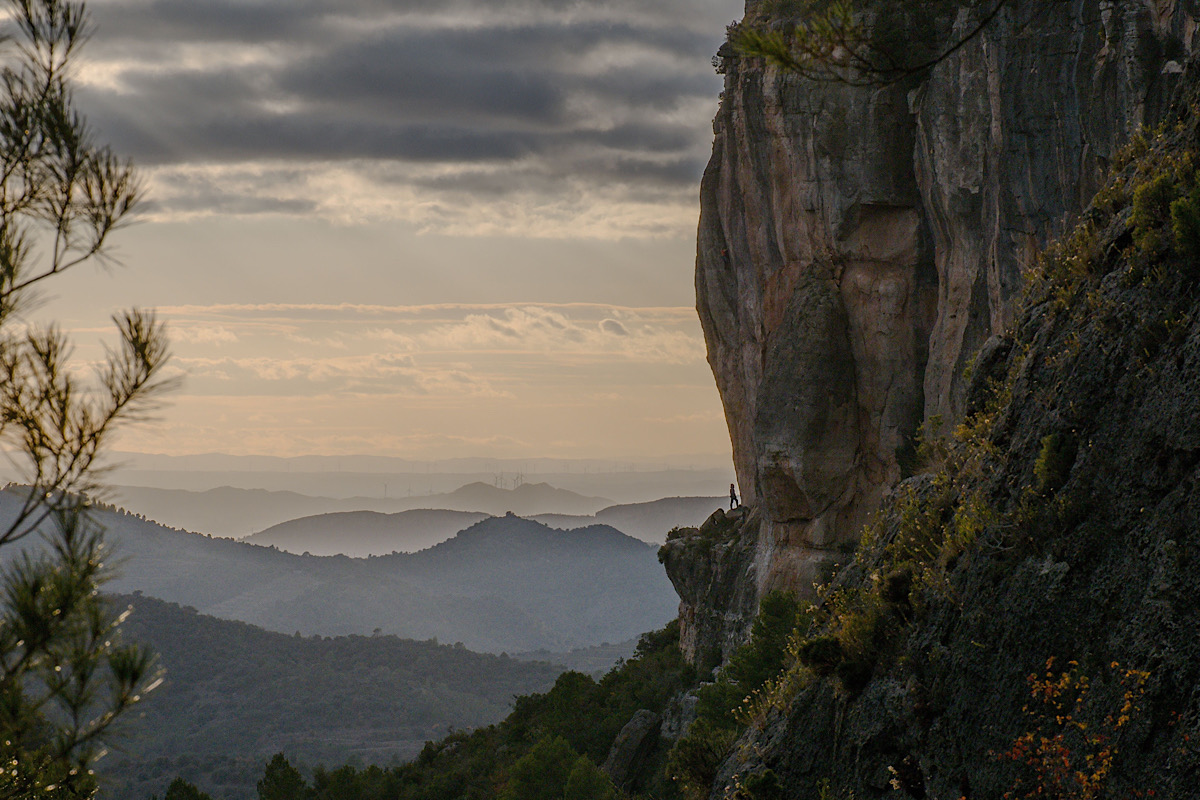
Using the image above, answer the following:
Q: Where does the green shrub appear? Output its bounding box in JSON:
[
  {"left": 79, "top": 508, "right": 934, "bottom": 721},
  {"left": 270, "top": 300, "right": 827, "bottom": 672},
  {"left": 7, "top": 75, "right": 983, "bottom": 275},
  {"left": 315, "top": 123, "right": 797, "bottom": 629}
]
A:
[
  {"left": 739, "top": 769, "right": 785, "bottom": 799},
  {"left": 667, "top": 592, "right": 810, "bottom": 797},
  {"left": 1034, "top": 432, "right": 1076, "bottom": 495},
  {"left": 498, "top": 736, "right": 578, "bottom": 800},
  {"left": 563, "top": 756, "right": 620, "bottom": 800},
  {"left": 879, "top": 567, "right": 914, "bottom": 608},
  {"left": 1130, "top": 153, "right": 1200, "bottom": 264},
  {"left": 727, "top": 592, "right": 811, "bottom": 688},
  {"left": 258, "top": 754, "right": 307, "bottom": 800},
  {"left": 1171, "top": 184, "right": 1200, "bottom": 262},
  {"left": 830, "top": 595, "right": 890, "bottom": 694},
  {"left": 797, "top": 635, "right": 844, "bottom": 676},
  {"left": 163, "top": 778, "right": 214, "bottom": 800},
  {"left": 1132, "top": 172, "right": 1178, "bottom": 254},
  {"left": 666, "top": 718, "right": 740, "bottom": 800}
]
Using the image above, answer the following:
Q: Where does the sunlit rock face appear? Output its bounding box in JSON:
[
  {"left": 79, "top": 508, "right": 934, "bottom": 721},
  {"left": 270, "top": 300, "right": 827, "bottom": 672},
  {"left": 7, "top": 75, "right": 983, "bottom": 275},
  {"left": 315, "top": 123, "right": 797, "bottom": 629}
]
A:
[{"left": 693, "top": 0, "right": 1194, "bottom": 608}]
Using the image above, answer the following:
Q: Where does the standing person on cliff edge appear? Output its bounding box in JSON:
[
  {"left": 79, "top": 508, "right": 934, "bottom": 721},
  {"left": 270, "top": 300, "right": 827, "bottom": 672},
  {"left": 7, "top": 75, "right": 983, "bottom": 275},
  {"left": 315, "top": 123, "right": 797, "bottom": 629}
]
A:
[{"left": 730, "top": 483, "right": 739, "bottom": 510}]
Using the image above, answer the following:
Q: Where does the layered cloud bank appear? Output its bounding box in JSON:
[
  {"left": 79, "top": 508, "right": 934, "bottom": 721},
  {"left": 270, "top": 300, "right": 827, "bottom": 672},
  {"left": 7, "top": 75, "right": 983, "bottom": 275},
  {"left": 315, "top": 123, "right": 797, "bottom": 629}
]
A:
[
  {"left": 111, "top": 303, "right": 725, "bottom": 458},
  {"left": 81, "top": 0, "right": 737, "bottom": 237}
]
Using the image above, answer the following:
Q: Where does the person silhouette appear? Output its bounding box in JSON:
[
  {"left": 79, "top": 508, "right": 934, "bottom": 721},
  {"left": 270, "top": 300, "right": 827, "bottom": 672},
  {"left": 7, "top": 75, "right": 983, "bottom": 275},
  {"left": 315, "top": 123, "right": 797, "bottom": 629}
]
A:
[{"left": 729, "top": 483, "right": 739, "bottom": 510}]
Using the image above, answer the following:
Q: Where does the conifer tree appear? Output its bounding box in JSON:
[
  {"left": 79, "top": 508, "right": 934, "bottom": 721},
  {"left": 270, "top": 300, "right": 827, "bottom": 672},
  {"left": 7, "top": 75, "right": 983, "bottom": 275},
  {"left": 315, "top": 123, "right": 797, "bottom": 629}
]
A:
[
  {"left": 162, "top": 777, "right": 214, "bottom": 800},
  {"left": 732, "top": 0, "right": 1011, "bottom": 85},
  {"left": 0, "top": 0, "right": 171, "bottom": 796},
  {"left": 258, "top": 753, "right": 308, "bottom": 800}
]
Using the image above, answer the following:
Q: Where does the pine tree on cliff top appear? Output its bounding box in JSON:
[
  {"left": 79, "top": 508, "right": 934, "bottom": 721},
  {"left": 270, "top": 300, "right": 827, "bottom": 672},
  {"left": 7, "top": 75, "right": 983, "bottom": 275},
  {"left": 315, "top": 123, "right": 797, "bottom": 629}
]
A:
[{"left": 734, "top": 0, "right": 1011, "bottom": 85}]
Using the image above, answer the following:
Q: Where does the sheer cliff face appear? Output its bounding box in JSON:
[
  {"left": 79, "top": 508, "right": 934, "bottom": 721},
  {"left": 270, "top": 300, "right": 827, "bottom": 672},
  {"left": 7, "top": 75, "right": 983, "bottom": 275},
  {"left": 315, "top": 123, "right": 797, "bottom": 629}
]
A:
[{"left": 695, "top": 0, "right": 1195, "bottom": 602}]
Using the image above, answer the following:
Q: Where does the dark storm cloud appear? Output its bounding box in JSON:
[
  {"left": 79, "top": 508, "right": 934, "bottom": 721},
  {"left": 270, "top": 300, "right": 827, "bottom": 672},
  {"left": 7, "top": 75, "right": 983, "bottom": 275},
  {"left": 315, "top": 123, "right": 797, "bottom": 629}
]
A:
[
  {"left": 406, "top": 154, "right": 705, "bottom": 199},
  {"left": 88, "top": 0, "right": 739, "bottom": 44},
  {"left": 90, "top": 108, "right": 546, "bottom": 163},
  {"left": 139, "top": 194, "right": 321, "bottom": 217},
  {"left": 78, "top": 0, "right": 737, "bottom": 217},
  {"left": 279, "top": 30, "right": 572, "bottom": 123},
  {"left": 86, "top": 1, "right": 320, "bottom": 42}
]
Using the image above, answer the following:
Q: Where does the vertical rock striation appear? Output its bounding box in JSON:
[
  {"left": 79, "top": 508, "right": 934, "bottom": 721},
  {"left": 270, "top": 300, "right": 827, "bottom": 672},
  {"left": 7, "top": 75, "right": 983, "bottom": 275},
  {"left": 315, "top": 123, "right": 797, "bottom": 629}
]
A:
[{"left": 684, "top": 0, "right": 1196, "bottom": 644}]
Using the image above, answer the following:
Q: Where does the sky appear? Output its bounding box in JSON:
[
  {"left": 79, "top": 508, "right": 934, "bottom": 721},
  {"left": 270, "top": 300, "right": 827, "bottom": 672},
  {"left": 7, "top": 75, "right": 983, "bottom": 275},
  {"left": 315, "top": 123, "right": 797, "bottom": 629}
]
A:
[{"left": 26, "top": 0, "right": 746, "bottom": 462}]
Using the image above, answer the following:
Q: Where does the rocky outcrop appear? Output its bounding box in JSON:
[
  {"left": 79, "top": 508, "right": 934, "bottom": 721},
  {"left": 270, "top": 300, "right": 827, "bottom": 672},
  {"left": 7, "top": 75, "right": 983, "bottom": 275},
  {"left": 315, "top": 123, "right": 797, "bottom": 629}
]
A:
[
  {"left": 601, "top": 709, "right": 662, "bottom": 790},
  {"left": 695, "top": 0, "right": 1197, "bottom": 614},
  {"left": 658, "top": 507, "right": 761, "bottom": 670}
]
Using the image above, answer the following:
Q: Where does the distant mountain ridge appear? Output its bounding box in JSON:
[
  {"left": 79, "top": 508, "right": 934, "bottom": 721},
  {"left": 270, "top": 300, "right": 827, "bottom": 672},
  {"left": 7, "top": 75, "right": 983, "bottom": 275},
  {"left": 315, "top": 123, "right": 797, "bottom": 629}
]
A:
[
  {"left": 110, "top": 481, "right": 611, "bottom": 538},
  {"left": 242, "top": 496, "right": 726, "bottom": 558},
  {"left": 444, "top": 481, "right": 611, "bottom": 514},
  {"left": 0, "top": 490, "right": 677, "bottom": 653},
  {"left": 532, "top": 496, "right": 725, "bottom": 544}
]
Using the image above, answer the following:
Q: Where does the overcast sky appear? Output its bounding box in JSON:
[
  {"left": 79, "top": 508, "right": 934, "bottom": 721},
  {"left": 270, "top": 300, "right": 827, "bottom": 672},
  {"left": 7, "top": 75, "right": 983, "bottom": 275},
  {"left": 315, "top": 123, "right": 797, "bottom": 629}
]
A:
[{"left": 31, "top": 0, "right": 745, "bottom": 462}]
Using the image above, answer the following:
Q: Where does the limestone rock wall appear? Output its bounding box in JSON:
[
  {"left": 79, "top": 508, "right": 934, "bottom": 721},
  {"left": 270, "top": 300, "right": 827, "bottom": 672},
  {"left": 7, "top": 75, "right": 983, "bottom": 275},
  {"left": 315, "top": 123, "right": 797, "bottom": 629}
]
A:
[{"left": 693, "top": 0, "right": 1196, "bottom": 613}]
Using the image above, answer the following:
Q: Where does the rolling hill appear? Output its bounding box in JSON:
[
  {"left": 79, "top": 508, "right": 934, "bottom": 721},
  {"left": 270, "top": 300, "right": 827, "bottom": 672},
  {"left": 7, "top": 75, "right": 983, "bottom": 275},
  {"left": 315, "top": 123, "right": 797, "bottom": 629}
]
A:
[
  {"left": 244, "top": 496, "right": 726, "bottom": 558},
  {"left": 244, "top": 509, "right": 492, "bottom": 556},
  {"left": 100, "top": 593, "right": 564, "bottom": 800},
  {"left": 531, "top": 496, "right": 725, "bottom": 544}
]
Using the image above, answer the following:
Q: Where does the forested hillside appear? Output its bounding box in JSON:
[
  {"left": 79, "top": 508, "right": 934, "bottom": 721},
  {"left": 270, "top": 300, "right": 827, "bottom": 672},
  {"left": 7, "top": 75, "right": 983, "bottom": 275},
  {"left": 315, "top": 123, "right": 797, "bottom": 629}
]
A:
[
  {"left": 152, "top": 621, "right": 702, "bottom": 800},
  {"left": 101, "top": 595, "right": 563, "bottom": 800}
]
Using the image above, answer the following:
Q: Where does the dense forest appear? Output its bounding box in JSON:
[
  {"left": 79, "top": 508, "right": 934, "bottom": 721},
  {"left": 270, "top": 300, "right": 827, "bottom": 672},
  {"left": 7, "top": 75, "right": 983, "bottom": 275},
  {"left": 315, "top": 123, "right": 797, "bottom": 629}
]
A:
[
  {"left": 144, "top": 593, "right": 812, "bottom": 800},
  {"left": 101, "top": 595, "right": 564, "bottom": 799}
]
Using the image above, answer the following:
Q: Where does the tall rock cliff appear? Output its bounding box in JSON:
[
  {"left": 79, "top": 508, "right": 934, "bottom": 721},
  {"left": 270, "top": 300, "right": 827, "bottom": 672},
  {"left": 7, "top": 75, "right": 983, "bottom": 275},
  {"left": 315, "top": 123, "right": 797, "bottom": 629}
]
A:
[
  {"left": 700, "top": 99, "right": 1200, "bottom": 796},
  {"left": 678, "top": 0, "right": 1197, "bottom": 651},
  {"left": 655, "top": 0, "right": 1200, "bottom": 796}
]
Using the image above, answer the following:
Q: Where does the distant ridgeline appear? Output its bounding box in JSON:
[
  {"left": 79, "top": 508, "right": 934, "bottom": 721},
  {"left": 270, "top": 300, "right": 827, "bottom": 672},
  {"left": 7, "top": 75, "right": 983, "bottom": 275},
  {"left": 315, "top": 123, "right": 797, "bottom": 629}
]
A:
[
  {"left": 106, "top": 483, "right": 722, "bottom": 549},
  {"left": 108, "top": 481, "right": 616, "bottom": 540},
  {"left": 0, "top": 489, "right": 681, "bottom": 654},
  {"left": 242, "top": 496, "right": 723, "bottom": 556}
]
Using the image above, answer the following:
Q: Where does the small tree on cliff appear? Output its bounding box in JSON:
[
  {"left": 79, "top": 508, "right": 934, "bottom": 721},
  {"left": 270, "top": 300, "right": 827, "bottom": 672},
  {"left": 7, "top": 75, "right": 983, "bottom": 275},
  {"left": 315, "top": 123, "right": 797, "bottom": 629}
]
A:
[
  {"left": 733, "top": 0, "right": 1013, "bottom": 85},
  {"left": 0, "top": 0, "right": 171, "bottom": 796}
]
